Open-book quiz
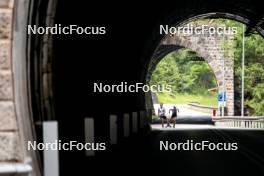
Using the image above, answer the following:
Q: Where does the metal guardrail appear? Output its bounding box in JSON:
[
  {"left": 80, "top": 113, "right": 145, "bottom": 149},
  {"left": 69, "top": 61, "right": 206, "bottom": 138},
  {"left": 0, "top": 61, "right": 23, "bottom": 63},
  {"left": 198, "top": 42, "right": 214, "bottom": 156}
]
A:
[
  {"left": 188, "top": 103, "right": 218, "bottom": 110},
  {"left": 213, "top": 116, "right": 264, "bottom": 129}
]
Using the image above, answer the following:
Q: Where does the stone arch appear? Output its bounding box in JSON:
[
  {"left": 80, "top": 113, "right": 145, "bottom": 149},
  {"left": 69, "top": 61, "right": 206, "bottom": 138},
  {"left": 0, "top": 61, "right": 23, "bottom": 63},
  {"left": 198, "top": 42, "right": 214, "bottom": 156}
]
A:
[{"left": 146, "top": 24, "right": 235, "bottom": 116}]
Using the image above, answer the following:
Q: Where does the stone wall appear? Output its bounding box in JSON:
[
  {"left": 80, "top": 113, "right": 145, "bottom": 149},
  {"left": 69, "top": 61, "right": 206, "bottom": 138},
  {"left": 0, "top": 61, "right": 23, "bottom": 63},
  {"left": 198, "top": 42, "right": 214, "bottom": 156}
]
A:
[{"left": 0, "top": 0, "right": 22, "bottom": 162}]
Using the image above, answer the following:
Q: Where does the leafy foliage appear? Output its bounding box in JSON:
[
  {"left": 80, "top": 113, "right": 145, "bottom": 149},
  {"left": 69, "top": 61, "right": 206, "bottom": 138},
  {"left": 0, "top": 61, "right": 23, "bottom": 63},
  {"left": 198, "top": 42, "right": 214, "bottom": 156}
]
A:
[
  {"left": 231, "top": 22, "right": 264, "bottom": 115},
  {"left": 150, "top": 48, "right": 217, "bottom": 98}
]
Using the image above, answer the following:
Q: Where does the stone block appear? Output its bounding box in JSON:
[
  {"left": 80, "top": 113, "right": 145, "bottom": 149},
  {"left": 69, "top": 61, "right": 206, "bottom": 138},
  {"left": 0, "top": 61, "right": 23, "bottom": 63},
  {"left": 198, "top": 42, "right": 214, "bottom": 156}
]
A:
[
  {"left": 0, "top": 132, "right": 21, "bottom": 161},
  {"left": 0, "top": 0, "right": 10, "bottom": 8},
  {"left": 8, "top": 0, "right": 14, "bottom": 8},
  {"left": 0, "top": 71, "right": 13, "bottom": 99},
  {"left": 0, "top": 9, "right": 12, "bottom": 39},
  {"left": 0, "top": 101, "right": 17, "bottom": 130},
  {"left": 0, "top": 41, "right": 10, "bottom": 69}
]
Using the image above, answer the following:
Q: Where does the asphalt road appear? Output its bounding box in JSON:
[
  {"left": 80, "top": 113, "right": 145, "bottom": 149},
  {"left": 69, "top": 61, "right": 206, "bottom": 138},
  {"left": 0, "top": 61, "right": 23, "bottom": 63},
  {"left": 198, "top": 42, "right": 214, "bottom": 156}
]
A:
[
  {"left": 153, "top": 104, "right": 214, "bottom": 124},
  {"left": 153, "top": 104, "right": 210, "bottom": 117},
  {"left": 60, "top": 127, "right": 264, "bottom": 176}
]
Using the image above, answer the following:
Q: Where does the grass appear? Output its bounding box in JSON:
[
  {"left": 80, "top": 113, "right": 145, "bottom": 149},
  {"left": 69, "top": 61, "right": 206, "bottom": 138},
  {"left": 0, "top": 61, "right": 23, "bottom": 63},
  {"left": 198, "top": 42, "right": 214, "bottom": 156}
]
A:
[{"left": 156, "top": 92, "right": 218, "bottom": 107}]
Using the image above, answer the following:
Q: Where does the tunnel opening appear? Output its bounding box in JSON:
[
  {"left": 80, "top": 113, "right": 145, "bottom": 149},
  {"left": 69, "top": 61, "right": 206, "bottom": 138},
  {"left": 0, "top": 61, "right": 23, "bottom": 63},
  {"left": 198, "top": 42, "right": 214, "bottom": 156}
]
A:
[
  {"left": 144, "top": 17, "right": 264, "bottom": 130},
  {"left": 149, "top": 48, "right": 218, "bottom": 129}
]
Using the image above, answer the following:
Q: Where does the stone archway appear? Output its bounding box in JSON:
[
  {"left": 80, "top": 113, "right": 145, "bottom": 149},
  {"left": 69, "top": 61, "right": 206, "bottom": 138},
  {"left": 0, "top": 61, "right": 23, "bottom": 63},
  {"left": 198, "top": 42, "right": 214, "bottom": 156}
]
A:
[{"left": 146, "top": 24, "right": 235, "bottom": 116}]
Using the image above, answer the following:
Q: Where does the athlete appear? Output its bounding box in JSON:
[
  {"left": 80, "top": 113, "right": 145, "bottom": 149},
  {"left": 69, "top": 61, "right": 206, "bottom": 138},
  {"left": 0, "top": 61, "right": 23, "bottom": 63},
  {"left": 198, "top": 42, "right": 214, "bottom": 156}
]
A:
[
  {"left": 169, "top": 106, "right": 179, "bottom": 128},
  {"left": 158, "top": 103, "right": 169, "bottom": 128}
]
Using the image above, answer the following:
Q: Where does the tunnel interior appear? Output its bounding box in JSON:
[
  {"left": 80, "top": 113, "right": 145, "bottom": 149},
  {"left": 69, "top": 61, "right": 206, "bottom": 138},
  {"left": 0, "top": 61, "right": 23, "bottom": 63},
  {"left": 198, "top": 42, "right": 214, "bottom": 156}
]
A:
[{"left": 26, "top": 0, "right": 264, "bottom": 175}]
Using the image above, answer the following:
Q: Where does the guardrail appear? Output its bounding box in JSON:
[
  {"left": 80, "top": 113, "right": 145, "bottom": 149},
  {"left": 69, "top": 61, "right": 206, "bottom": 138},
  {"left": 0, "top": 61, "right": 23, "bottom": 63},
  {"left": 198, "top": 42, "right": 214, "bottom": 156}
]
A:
[
  {"left": 188, "top": 103, "right": 218, "bottom": 110},
  {"left": 187, "top": 103, "right": 218, "bottom": 114},
  {"left": 213, "top": 116, "right": 264, "bottom": 129}
]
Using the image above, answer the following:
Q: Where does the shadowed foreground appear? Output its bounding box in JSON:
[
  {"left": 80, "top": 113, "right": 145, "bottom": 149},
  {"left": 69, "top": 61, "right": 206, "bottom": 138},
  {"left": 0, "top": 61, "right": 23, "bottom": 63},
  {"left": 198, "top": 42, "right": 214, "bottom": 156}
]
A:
[{"left": 60, "top": 128, "right": 264, "bottom": 176}]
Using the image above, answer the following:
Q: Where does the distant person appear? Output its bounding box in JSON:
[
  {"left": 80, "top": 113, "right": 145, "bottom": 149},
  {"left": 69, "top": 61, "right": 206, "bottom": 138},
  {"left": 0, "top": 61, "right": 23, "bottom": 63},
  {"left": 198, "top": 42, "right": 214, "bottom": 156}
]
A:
[
  {"left": 158, "top": 103, "right": 169, "bottom": 128},
  {"left": 169, "top": 106, "right": 179, "bottom": 128}
]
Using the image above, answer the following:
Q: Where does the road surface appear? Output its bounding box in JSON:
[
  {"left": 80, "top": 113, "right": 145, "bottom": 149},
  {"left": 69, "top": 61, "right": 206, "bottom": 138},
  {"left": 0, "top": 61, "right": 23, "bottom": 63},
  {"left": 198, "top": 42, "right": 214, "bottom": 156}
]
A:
[
  {"left": 154, "top": 104, "right": 210, "bottom": 117},
  {"left": 60, "top": 128, "right": 264, "bottom": 176},
  {"left": 153, "top": 104, "right": 213, "bottom": 125}
]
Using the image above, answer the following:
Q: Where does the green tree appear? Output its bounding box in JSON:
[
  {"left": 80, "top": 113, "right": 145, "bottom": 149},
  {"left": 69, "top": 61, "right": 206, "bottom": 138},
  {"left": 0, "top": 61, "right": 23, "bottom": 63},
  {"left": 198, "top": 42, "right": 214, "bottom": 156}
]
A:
[{"left": 150, "top": 48, "right": 216, "bottom": 95}]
